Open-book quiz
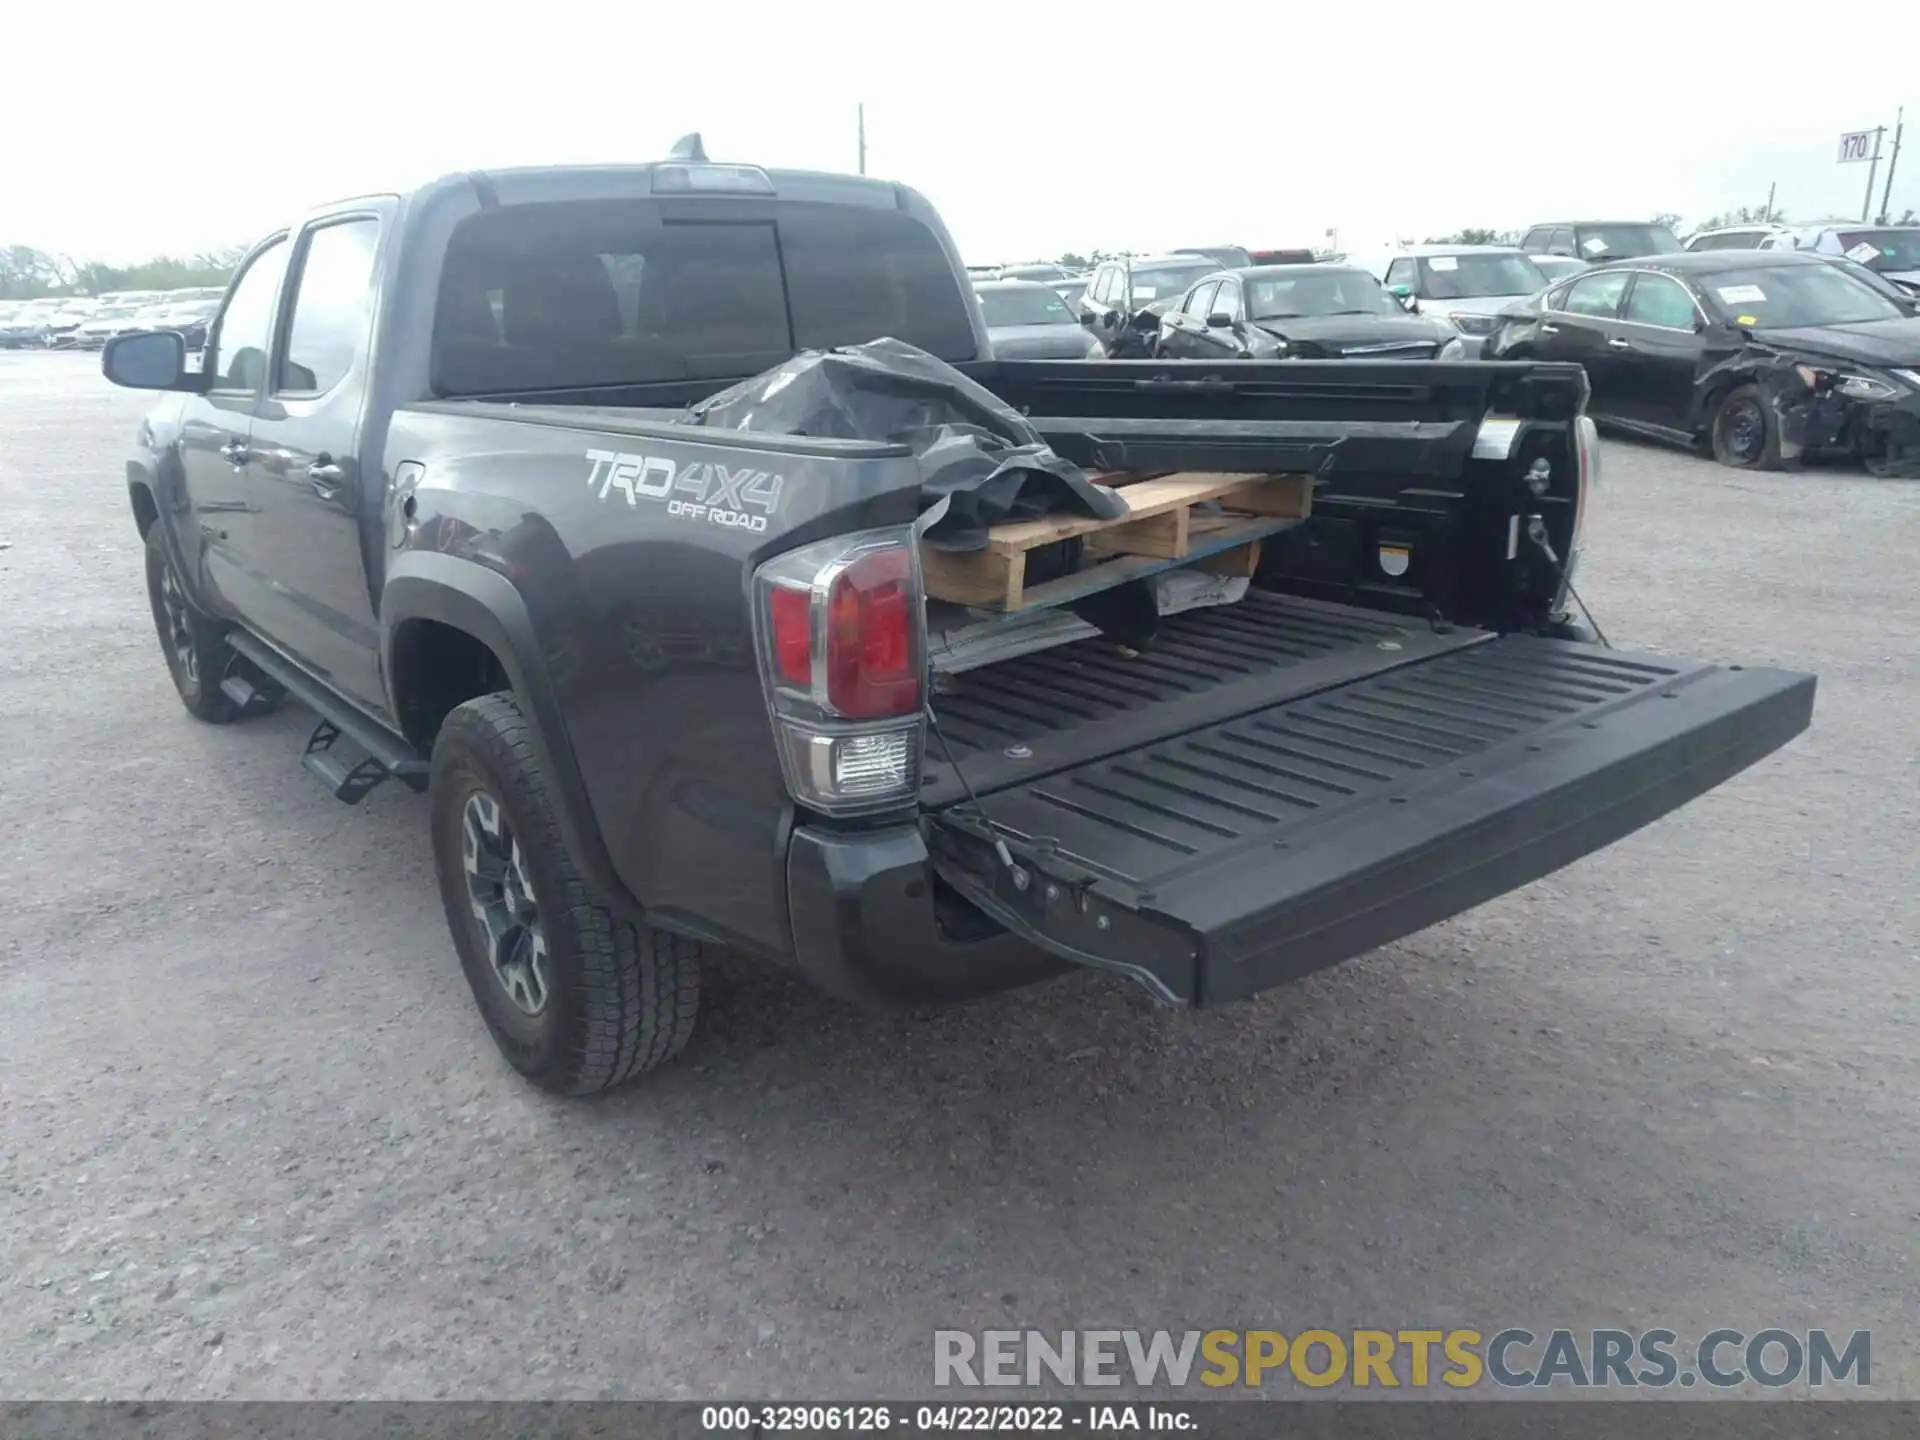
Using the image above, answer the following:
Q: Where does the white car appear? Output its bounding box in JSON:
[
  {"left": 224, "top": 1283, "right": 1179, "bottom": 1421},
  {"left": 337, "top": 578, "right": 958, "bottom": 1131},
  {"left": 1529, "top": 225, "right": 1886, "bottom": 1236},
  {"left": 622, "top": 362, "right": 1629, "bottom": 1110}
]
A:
[
  {"left": 1684, "top": 224, "right": 1793, "bottom": 252},
  {"left": 1756, "top": 225, "right": 1920, "bottom": 294},
  {"left": 1373, "top": 245, "right": 1554, "bottom": 354}
]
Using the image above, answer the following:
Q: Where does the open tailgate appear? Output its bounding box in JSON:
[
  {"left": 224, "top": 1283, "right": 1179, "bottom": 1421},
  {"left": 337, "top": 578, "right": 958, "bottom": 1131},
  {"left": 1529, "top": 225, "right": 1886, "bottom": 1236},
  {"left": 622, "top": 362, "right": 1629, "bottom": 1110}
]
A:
[{"left": 926, "top": 636, "right": 1814, "bottom": 1004}]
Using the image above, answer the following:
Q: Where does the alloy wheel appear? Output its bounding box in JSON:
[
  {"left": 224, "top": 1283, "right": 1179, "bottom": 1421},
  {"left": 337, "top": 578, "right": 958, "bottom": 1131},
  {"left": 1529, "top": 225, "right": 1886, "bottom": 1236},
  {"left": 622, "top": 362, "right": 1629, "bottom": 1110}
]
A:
[
  {"left": 459, "top": 789, "right": 551, "bottom": 1015},
  {"left": 158, "top": 564, "right": 198, "bottom": 685}
]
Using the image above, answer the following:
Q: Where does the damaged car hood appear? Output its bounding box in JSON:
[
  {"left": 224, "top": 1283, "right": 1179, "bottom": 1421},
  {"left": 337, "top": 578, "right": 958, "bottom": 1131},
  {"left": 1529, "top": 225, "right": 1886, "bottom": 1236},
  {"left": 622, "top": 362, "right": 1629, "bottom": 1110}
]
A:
[
  {"left": 1758, "top": 317, "right": 1920, "bottom": 368},
  {"left": 1249, "top": 312, "right": 1447, "bottom": 357}
]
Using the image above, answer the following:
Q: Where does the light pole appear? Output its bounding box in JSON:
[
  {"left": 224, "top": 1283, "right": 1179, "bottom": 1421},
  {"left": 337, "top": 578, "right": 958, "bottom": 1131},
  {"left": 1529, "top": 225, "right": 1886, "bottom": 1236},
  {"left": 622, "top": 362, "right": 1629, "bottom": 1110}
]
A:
[
  {"left": 1862, "top": 126, "right": 1886, "bottom": 222},
  {"left": 1878, "top": 107, "right": 1905, "bottom": 224}
]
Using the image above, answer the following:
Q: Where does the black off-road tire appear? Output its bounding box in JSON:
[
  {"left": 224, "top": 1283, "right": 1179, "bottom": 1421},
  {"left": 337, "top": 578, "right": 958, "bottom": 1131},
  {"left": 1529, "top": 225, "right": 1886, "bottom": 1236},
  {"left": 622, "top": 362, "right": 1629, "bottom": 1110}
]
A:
[
  {"left": 430, "top": 691, "right": 701, "bottom": 1095},
  {"left": 144, "top": 526, "right": 240, "bottom": 723},
  {"left": 1710, "top": 384, "right": 1783, "bottom": 470}
]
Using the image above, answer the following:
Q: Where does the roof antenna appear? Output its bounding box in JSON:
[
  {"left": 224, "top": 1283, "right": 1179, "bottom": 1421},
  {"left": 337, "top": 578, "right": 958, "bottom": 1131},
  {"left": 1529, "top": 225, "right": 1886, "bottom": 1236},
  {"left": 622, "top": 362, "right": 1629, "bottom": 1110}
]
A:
[{"left": 666, "top": 132, "right": 708, "bottom": 162}]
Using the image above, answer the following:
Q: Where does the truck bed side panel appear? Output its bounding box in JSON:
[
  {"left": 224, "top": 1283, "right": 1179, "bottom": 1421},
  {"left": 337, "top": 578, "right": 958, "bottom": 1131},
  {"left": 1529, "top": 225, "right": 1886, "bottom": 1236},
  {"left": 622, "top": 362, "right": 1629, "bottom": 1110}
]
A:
[{"left": 380, "top": 404, "right": 925, "bottom": 959}]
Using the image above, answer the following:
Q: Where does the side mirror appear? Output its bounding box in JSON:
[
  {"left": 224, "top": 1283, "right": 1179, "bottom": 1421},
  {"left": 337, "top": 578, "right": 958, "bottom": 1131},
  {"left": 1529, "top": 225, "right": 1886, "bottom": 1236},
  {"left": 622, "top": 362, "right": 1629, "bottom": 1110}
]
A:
[
  {"left": 102, "top": 330, "right": 194, "bottom": 391},
  {"left": 1207, "top": 311, "right": 1233, "bottom": 328},
  {"left": 1388, "top": 283, "right": 1413, "bottom": 298}
]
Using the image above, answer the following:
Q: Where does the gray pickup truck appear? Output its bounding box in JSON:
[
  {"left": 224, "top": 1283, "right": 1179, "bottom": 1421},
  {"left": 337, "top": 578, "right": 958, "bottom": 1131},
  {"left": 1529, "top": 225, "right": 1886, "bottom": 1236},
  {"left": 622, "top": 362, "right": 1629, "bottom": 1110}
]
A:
[{"left": 102, "top": 146, "right": 1816, "bottom": 1095}]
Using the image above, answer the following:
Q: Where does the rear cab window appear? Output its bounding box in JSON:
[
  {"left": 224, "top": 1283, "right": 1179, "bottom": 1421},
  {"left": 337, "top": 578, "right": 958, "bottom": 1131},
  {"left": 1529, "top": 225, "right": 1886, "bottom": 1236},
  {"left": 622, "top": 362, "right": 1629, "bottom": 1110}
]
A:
[{"left": 430, "top": 195, "right": 976, "bottom": 396}]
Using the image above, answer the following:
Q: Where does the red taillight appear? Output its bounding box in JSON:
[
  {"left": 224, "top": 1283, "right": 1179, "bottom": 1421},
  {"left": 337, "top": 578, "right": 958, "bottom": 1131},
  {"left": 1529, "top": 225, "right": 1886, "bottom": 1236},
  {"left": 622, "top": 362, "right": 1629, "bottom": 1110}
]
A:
[
  {"left": 824, "top": 549, "right": 919, "bottom": 719},
  {"left": 769, "top": 584, "right": 813, "bottom": 687}
]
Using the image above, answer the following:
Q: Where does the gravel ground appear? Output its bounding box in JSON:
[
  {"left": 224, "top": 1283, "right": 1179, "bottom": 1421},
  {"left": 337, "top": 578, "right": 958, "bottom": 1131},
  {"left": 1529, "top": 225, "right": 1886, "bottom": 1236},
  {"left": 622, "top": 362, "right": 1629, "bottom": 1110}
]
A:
[{"left": 1, "top": 350, "right": 1916, "bottom": 1401}]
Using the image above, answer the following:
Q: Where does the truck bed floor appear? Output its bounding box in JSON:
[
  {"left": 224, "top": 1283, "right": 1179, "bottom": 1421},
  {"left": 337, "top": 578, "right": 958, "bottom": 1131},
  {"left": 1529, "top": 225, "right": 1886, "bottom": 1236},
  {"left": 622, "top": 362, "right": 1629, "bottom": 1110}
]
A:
[{"left": 922, "top": 591, "right": 1490, "bottom": 808}]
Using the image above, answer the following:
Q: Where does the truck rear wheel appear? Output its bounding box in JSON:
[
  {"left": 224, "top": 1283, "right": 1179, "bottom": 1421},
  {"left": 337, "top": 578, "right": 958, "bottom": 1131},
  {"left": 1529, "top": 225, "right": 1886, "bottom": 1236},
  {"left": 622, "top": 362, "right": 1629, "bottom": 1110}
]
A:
[
  {"left": 144, "top": 526, "right": 240, "bottom": 723},
  {"left": 429, "top": 692, "right": 701, "bottom": 1094}
]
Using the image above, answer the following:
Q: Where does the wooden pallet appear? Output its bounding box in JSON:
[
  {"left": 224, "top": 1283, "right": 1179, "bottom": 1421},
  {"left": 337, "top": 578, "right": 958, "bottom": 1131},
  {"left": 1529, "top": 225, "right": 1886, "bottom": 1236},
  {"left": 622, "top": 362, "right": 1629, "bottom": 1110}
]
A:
[{"left": 920, "top": 470, "right": 1311, "bottom": 612}]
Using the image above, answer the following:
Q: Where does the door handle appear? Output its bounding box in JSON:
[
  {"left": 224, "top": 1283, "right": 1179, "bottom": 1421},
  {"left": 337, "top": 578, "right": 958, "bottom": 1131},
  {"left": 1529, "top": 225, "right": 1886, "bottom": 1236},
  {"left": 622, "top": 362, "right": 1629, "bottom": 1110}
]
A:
[
  {"left": 1539, "top": 322, "right": 1560, "bottom": 334},
  {"left": 1607, "top": 337, "right": 1632, "bottom": 349},
  {"left": 307, "top": 461, "right": 345, "bottom": 495},
  {"left": 220, "top": 440, "right": 248, "bottom": 464}
]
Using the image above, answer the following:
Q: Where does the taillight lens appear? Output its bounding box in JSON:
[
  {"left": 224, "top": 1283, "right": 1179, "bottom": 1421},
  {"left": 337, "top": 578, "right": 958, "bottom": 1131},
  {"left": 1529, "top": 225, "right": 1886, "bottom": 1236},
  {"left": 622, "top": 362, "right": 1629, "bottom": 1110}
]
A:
[
  {"left": 769, "top": 585, "right": 814, "bottom": 687},
  {"left": 825, "top": 549, "right": 919, "bottom": 719},
  {"left": 752, "top": 528, "right": 926, "bottom": 815}
]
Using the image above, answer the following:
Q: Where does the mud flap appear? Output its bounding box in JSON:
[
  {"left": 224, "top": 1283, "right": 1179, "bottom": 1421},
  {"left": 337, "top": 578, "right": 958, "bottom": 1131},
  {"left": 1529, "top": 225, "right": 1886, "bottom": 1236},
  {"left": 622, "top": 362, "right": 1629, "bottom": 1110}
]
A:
[{"left": 927, "top": 636, "right": 1815, "bottom": 1005}]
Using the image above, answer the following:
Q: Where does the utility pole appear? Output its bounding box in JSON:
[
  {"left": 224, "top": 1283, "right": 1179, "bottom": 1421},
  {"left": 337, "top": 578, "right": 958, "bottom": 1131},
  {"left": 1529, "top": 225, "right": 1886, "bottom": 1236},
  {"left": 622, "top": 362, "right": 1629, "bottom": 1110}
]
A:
[
  {"left": 1764, "top": 181, "right": 1776, "bottom": 223},
  {"left": 858, "top": 103, "right": 867, "bottom": 176},
  {"left": 1878, "top": 107, "right": 1904, "bottom": 224},
  {"left": 1862, "top": 125, "right": 1886, "bottom": 222}
]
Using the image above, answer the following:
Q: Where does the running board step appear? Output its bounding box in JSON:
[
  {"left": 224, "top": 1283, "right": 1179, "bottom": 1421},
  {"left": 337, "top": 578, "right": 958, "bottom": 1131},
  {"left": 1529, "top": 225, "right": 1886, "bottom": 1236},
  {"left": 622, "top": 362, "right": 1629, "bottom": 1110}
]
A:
[
  {"left": 223, "top": 630, "right": 429, "bottom": 803},
  {"left": 218, "top": 670, "right": 284, "bottom": 718},
  {"left": 302, "top": 721, "right": 394, "bottom": 804}
]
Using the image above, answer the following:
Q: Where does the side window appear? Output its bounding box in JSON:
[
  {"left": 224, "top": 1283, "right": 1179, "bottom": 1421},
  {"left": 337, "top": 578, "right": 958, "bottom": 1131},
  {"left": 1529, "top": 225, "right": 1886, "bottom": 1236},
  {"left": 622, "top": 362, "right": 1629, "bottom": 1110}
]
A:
[
  {"left": 1623, "top": 273, "right": 1698, "bottom": 329},
  {"left": 1564, "top": 270, "right": 1631, "bottom": 317},
  {"left": 1520, "top": 228, "right": 1547, "bottom": 252},
  {"left": 1212, "top": 280, "right": 1242, "bottom": 321},
  {"left": 1549, "top": 227, "right": 1577, "bottom": 256},
  {"left": 1385, "top": 258, "right": 1417, "bottom": 292},
  {"left": 1185, "top": 281, "right": 1219, "bottom": 319},
  {"left": 1096, "top": 266, "right": 1120, "bottom": 304},
  {"left": 208, "top": 239, "right": 289, "bottom": 393},
  {"left": 278, "top": 218, "right": 380, "bottom": 395}
]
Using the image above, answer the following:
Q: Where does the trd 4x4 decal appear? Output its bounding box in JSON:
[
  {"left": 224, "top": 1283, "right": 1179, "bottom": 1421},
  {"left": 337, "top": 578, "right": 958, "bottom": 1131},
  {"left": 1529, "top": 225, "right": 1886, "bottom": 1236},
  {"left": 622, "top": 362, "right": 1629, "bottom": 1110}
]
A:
[{"left": 583, "top": 449, "right": 785, "bottom": 533}]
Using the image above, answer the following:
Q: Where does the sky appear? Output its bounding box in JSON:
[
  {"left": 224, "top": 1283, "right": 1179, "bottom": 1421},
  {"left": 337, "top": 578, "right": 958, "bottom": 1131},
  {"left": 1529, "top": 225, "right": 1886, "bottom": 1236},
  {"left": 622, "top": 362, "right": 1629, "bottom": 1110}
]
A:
[{"left": 4, "top": 2, "right": 1916, "bottom": 268}]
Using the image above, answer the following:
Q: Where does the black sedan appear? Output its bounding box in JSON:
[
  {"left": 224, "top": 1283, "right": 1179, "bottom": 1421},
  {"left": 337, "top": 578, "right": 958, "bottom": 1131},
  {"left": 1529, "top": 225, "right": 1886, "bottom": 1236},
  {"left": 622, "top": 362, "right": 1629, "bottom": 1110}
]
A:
[
  {"left": 1486, "top": 250, "right": 1920, "bottom": 477},
  {"left": 1156, "top": 264, "right": 1465, "bottom": 361}
]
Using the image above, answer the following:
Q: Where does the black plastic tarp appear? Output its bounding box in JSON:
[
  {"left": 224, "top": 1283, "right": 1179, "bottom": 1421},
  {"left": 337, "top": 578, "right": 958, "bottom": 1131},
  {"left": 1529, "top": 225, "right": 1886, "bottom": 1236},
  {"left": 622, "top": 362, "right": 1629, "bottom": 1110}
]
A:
[{"left": 684, "top": 337, "right": 1127, "bottom": 551}]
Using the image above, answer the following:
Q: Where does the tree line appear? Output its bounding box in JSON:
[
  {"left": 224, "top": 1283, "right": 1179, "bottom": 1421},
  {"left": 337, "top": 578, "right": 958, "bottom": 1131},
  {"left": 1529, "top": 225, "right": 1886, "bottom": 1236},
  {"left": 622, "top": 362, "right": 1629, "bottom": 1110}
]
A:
[{"left": 1, "top": 243, "right": 248, "bottom": 301}]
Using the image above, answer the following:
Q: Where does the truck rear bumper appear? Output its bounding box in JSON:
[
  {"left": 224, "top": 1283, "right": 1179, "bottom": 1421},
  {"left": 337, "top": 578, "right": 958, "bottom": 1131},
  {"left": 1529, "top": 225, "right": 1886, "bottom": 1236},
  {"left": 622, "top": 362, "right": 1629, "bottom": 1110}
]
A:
[
  {"left": 925, "top": 636, "right": 1815, "bottom": 1006},
  {"left": 785, "top": 823, "right": 1069, "bottom": 1008}
]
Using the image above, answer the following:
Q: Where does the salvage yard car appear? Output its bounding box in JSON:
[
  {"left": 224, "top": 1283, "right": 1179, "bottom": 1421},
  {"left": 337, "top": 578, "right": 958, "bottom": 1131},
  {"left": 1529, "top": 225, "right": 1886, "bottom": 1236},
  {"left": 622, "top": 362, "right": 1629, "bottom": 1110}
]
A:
[
  {"left": 1077, "top": 253, "right": 1221, "bottom": 356},
  {"left": 1763, "top": 225, "right": 1920, "bottom": 297},
  {"left": 0, "top": 302, "right": 51, "bottom": 347},
  {"left": 974, "top": 278, "right": 1097, "bottom": 358},
  {"left": 1378, "top": 246, "right": 1551, "bottom": 355},
  {"left": 1157, "top": 263, "right": 1464, "bottom": 360},
  {"left": 1486, "top": 249, "right": 1920, "bottom": 476},
  {"left": 1520, "top": 220, "right": 1683, "bottom": 263},
  {"left": 102, "top": 149, "right": 1815, "bottom": 1096},
  {"left": 1685, "top": 223, "right": 1793, "bottom": 252},
  {"left": 72, "top": 301, "right": 154, "bottom": 349}
]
